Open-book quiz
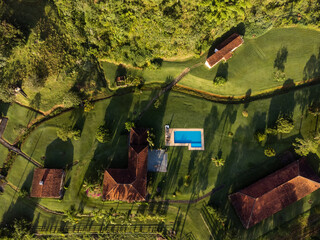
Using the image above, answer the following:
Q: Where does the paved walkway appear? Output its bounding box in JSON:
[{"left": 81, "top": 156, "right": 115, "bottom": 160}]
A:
[
  {"left": 0, "top": 138, "right": 43, "bottom": 167},
  {"left": 137, "top": 67, "right": 191, "bottom": 120}
]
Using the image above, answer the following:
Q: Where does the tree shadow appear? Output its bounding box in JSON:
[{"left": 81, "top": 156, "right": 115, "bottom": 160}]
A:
[
  {"left": 30, "top": 93, "right": 41, "bottom": 110},
  {"left": 44, "top": 138, "right": 74, "bottom": 169},
  {"left": 274, "top": 47, "right": 288, "bottom": 71},
  {"left": 2, "top": 0, "right": 47, "bottom": 41},
  {"left": 207, "top": 23, "right": 246, "bottom": 59},
  {"left": 267, "top": 83, "right": 295, "bottom": 127},
  {"left": 0, "top": 102, "right": 10, "bottom": 116},
  {"left": 303, "top": 48, "right": 320, "bottom": 81},
  {"left": 84, "top": 93, "right": 134, "bottom": 183},
  {"left": 214, "top": 62, "right": 229, "bottom": 80},
  {"left": 69, "top": 107, "right": 86, "bottom": 134},
  {"left": 115, "top": 64, "right": 127, "bottom": 78}
]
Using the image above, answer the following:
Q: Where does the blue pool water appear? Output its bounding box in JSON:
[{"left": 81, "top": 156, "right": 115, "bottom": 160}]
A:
[{"left": 174, "top": 131, "right": 202, "bottom": 148}]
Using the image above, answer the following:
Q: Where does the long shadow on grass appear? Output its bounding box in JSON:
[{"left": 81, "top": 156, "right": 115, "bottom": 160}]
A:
[
  {"left": 303, "top": 48, "right": 320, "bottom": 81},
  {"left": 44, "top": 138, "right": 73, "bottom": 169},
  {"left": 274, "top": 47, "right": 288, "bottom": 72},
  {"left": 69, "top": 107, "right": 86, "bottom": 135},
  {"left": 84, "top": 93, "right": 134, "bottom": 184},
  {"left": 1, "top": 171, "right": 40, "bottom": 230},
  {"left": 267, "top": 83, "right": 295, "bottom": 128}
]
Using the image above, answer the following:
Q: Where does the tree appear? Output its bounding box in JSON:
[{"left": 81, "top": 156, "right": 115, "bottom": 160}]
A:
[
  {"left": 293, "top": 137, "right": 319, "bottom": 156},
  {"left": 57, "top": 127, "right": 81, "bottom": 141},
  {"left": 84, "top": 100, "right": 94, "bottom": 112},
  {"left": 276, "top": 117, "right": 294, "bottom": 134},
  {"left": 212, "top": 157, "right": 225, "bottom": 167},
  {"left": 96, "top": 126, "right": 111, "bottom": 143},
  {"left": 125, "top": 121, "right": 135, "bottom": 132},
  {"left": 213, "top": 76, "right": 227, "bottom": 86},
  {"left": 264, "top": 147, "right": 276, "bottom": 157}
]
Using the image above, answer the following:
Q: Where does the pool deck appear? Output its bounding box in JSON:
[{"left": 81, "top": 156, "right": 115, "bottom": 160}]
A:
[{"left": 165, "top": 128, "right": 204, "bottom": 150}]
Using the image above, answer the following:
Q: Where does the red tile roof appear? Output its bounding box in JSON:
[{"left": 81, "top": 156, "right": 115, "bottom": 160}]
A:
[
  {"left": 229, "top": 158, "right": 320, "bottom": 229},
  {"left": 30, "top": 169, "right": 65, "bottom": 198},
  {"left": 205, "top": 33, "right": 243, "bottom": 68},
  {"left": 103, "top": 128, "right": 148, "bottom": 202}
]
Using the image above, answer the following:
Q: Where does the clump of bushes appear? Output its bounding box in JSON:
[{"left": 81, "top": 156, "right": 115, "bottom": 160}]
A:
[
  {"left": 96, "top": 125, "right": 111, "bottom": 143},
  {"left": 264, "top": 147, "right": 276, "bottom": 157},
  {"left": 213, "top": 76, "right": 227, "bottom": 86},
  {"left": 273, "top": 70, "right": 286, "bottom": 82},
  {"left": 57, "top": 127, "right": 81, "bottom": 141}
]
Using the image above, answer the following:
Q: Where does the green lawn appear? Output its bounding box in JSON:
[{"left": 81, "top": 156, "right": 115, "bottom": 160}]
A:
[
  {"left": 181, "top": 27, "right": 320, "bottom": 95},
  {"left": 6, "top": 156, "right": 36, "bottom": 190},
  {"left": 0, "top": 144, "right": 9, "bottom": 167},
  {"left": 100, "top": 57, "right": 200, "bottom": 88},
  {"left": 16, "top": 80, "right": 320, "bottom": 238},
  {"left": 1, "top": 103, "right": 39, "bottom": 144}
]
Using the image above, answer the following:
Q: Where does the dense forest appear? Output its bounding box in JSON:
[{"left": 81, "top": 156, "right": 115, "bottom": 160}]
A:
[{"left": 0, "top": 0, "right": 320, "bottom": 104}]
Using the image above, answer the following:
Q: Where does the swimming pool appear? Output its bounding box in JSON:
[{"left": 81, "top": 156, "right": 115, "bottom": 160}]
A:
[{"left": 174, "top": 131, "right": 202, "bottom": 148}]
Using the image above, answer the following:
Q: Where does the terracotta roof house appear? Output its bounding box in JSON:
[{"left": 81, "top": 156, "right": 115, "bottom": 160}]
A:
[
  {"left": 229, "top": 158, "right": 320, "bottom": 229},
  {"left": 103, "top": 128, "right": 148, "bottom": 202},
  {"left": 205, "top": 33, "right": 244, "bottom": 69},
  {"left": 30, "top": 168, "right": 65, "bottom": 198}
]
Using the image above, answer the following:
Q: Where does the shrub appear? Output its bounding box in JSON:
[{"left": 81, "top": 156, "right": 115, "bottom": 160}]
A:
[
  {"left": 255, "top": 131, "right": 266, "bottom": 142},
  {"left": 273, "top": 70, "right": 286, "bottom": 82},
  {"left": 84, "top": 100, "right": 94, "bottom": 112},
  {"left": 96, "top": 125, "right": 111, "bottom": 143},
  {"left": 147, "top": 130, "right": 155, "bottom": 148},
  {"left": 264, "top": 147, "right": 276, "bottom": 157},
  {"left": 242, "top": 110, "right": 248, "bottom": 118},
  {"left": 213, "top": 76, "right": 227, "bottom": 86},
  {"left": 212, "top": 157, "right": 225, "bottom": 167}
]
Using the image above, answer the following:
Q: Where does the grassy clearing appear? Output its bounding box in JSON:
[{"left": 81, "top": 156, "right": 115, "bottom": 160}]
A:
[
  {"left": 1, "top": 103, "right": 39, "bottom": 144},
  {"left": 181, "top": 27, "right": 320, "bottom": 95}
]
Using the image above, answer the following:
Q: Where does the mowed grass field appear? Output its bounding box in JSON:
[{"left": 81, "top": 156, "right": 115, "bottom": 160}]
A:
[
  {"left": 181, "top": 27, "right": 320, "bottom": 95},
  {"left": 1, "top": 103, "right": 39, "bottom": 144},
  {"left": 7, "top": 80, "right": 317, "bottom": 238}
]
